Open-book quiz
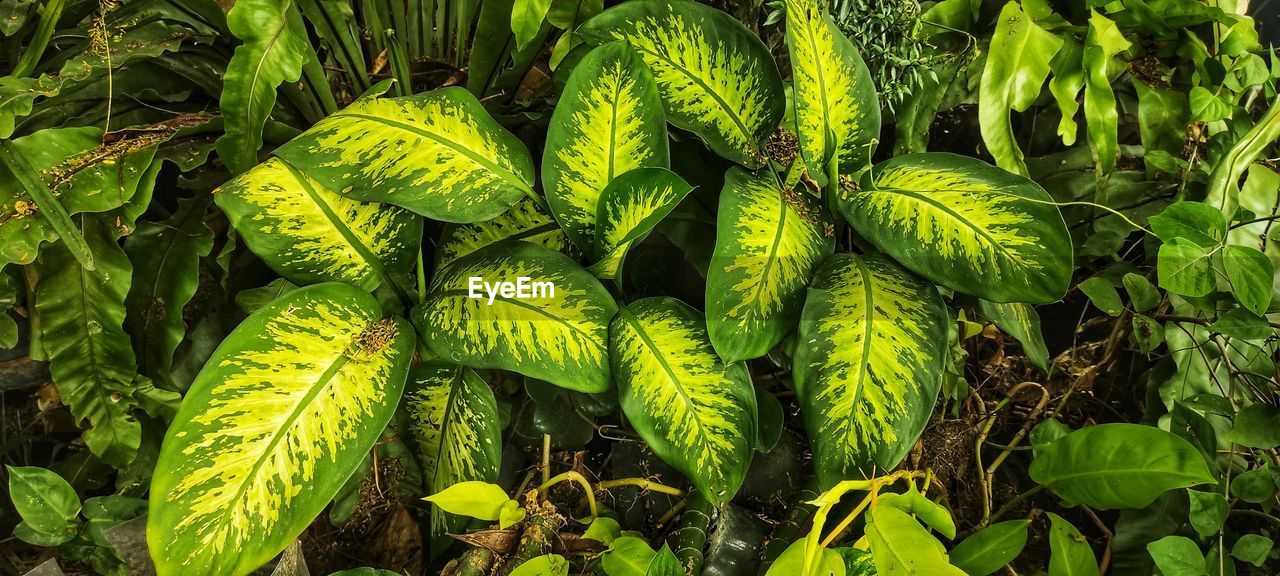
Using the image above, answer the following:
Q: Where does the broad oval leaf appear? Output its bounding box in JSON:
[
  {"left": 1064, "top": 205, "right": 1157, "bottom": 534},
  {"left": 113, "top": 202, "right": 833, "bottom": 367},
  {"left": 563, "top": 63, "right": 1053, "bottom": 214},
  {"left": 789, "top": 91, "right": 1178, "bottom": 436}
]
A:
[
  {"left": 843, "top": 153, "right": 1072, "bottom": 303},
  {"left": 404, "top": 362, "right": 503, "bottom": 555},
  {"left": 707, "top": 168, "right": 834, "bottom": 363},
  {"left": 949, "top": 520, "right": 1031, "bottom": 576},
  {"left": 1029, "top": 423, "right": 1215, "bottom": 510},
  {"left": 794, "top": 253, "right": 947, "bottom": 488},
  {"left": 417, "top": 241, "right": 618, "bottom": 393},
  {"left": 148, "top": 283, "right": 413, "bottom": 576},
  {"left": 580, "top": 0, "right": 785, "bottom": 167},
  {"left": 977, "top": 1, "right": 1062, "bottom": 176},
  {"left": 611, "top": 297, "right": 757, "bottom": 503},
  {"left": 215, "top": 0, "right": 311, "bottom": 174},
  {"left": 783, "top": 0, "right": 880, "bottom": 173},
  {"left": 275, "top": 86, "right": 535, "bottom": 222},
  {"left": 436, "top": 198, "right": 568, "bottom": 269},
  {"left": 1046, "top": 512, "right": 1100, "bottom": 576},
  {"left": 214, "top": 157, "right": 421, "bottom": 291},
  {"left": 592, "top": 167, "right": 694, "bottom": 279},
  {"left": 544, "top": 41, "right": 669, "bottom": 251},
  {"left": 866, "top": 505, "right": 967, "bottom": 575}
]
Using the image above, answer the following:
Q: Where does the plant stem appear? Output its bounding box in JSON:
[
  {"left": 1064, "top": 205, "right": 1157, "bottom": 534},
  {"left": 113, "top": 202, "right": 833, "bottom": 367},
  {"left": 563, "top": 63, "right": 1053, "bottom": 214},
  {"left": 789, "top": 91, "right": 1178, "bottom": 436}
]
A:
[{"left": 538, "top": 471, "right": 598, "bottom": 520}]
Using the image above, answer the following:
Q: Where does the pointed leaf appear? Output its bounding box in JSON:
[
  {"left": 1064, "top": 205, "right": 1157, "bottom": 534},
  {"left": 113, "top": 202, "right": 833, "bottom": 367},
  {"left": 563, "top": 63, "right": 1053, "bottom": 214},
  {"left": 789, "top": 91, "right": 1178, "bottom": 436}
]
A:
[
  {"left": 866, "top": 505, "right": 966, "bottom": 575},
  {"left": 275, "top": 87, "right": 536, "bottom": 222},
  {"left": 978, "top": 1, "right": 1062, "bottom": 176},
  {"left": 975, "top": 300, "right": 1051, "bottom": 374},
  {"left": 417, "top": 241, "right": 618, "bottom": 393},
  {"left": 544, "top": 41, "right": 668, "bottom": 251},
  {"left": 783, "top": 0, "right": 880, "bottom": 173},
  {"left": 148, "top": 283, "right": 414, "bottom": 576},
  {"left": 215, "top": 0, "right": 312, "bottom": 174},
  {"left": 437, "top": 198, "right": 568, "bottom": 269},
  {"left": 794, "top": 253, "right": 947, "bottom": 487},
  {"left": 843, "top": 153, "right": 1073, "bottom": 303},
  {"left": 37, "top": 216, "right": 140, "bottom": 467},
  {"left": 592, "top": 167, "right": 693, "bottom": 278},
  {"left": 580, "top": 0, "right": 785, "bottom": 167},
  {"left": 949, "top": 520, "right": 1031, "bottom": 576},
  {"left": 1047, "top": 512, "right": 1100, "bottom": 576},
  {"left": 404, "top": 363, "right": 503, "bottom": 554},
  {"left": 1083, "top": 11, "right": 1131, "bottom": 177},
  {"left": 611, "top": 297, "right": 757, "bottom": 503},
  {"left": 214, "top": 157, "right": 421, "bottom": 292},
  {"left": 708, "top": 168, "right": 834, "bottom": 362}
]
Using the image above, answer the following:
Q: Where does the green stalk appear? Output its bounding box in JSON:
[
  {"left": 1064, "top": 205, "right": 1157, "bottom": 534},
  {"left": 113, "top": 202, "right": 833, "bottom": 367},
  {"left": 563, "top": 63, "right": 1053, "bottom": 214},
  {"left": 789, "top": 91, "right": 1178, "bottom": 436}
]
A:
[
  {"left": 360, "top": 0, "right": 388, "bottom": 57},
  {"left": 384, "top": 28, "right": 413, "bottom": 97},
  {"left": 13, "top": 0, "right": 64, "bottom": 77},
  {"left": 300, "top": 51, "right": 338, "bottom": 115},
  {"left": 407, "top": 0, "right": 424, "bottom": 58},
  {"left": 0, "top": 141, "right": 94, "bottom": 270},
  {"left": 671, "top": 490, "right": 713, "bottom": 575}
]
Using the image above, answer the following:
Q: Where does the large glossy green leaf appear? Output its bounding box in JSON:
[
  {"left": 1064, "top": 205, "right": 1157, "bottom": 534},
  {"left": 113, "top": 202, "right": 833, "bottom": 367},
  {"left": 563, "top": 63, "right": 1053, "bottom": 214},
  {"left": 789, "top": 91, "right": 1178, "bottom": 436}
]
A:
[
  {"left": 794, "top": 253, "right": 947, "bottom": 487},
  {"left": 436, "top": 197, "right": 569, "bottom": 269},
  {"left": 783, "top": 0, "right": 880, "bottom": 173},
  {"left": 977, "top": 1, "right": 1062, "bottom": 176},
  {"left": 215, "top": 0, "right": 312, "bottom": 174},
  {"left": 580, "top": 0, "right": 784, "bottom": 167},
  {"left": 544, "top": 42, "right": 668, "bottom": 251},
  {"left": 707, "top": 168, "right": 834, "bottom": 362},
  {"left": 126, "top": 197, "right": 213, "bottom": 389},
  {"left": 866, "top": 505, "right": 966, "bottom": 575},
  {"left": 214, "top": 157, "right": 421, "bottom": 292},
  {"left": 404, "top": 362, "right": 502, "bottom": 555},
  {"left": 842, "top": 153, "right": 1072, "bottom": 303},
  {"left": 275, "top": 86, "right": 536, "bottom": 222},
  {"left": 36, "top": 215, "right": 140, "bottom": 467},
  {"left": 149, "top": 283, "right": 413, "bottom": 576},
  {"left": 0, "top": 127, "right": 159, "bottom": 269},
  {"left": 611, "top": 297, "right": 756, "bottom": 503},
  {"left": 417, "top": 241, "right": 618, "bottom": 393},
  {"left": 949, "top": 520, "right": 1030, "bottom": 576},
  {"left": 591, "top": 167, "right": 693, "bottom": 279},
  {"left": 1030, "top": 423, "right": 1215, "bottom": 510}
]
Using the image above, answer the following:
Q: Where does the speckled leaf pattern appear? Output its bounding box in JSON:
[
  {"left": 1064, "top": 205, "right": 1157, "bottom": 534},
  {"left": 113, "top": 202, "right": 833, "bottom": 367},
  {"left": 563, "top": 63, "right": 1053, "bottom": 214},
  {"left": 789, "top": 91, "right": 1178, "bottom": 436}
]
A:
[
  {"left": 610, "top": 297, "right": 756, "bottom": 503},
  {"left": 842, "top": 153, "right": 1073, "bottom": 303},
  {"left": 148, "top": 283, "right": 413, "bottom": 576},
  {"left": 416, "top": 241, "right": 618, "bottom": 393},
  {"left": 783, "top": 0, "right": 880, "bottom": 173},
  {"left": 436, "top": 198, "right": 568, "bottom": 269},
  {"left": 214, "top": 157, "right": 421, "bottom": 292},
  {"left": 544, "top": 41, "right": 668, "bottom": 252},
  {"left": 592, "top": 167, "right": 693, "bottom": 279},
  {"left": 404, "top": 362, "right": 502, "bottom": 555},
  {"left": 794, "top": 253, "right": 947, "bottom": 487},
  {"left": 275, "top": 86, "right": 535, "bottom": 222},
  {"left": 580, "top": 0, "right": 784, "bottom": 167},
  {"left": 707, "top": 168, "right": 834, "bottom": 363}
]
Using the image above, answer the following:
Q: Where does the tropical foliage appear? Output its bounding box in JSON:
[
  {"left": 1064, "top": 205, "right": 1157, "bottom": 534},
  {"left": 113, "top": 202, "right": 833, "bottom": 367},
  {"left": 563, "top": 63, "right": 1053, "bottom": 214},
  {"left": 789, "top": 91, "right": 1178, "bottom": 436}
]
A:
[{"left": 1, "top": 0, "right": 1278, "bottom": 575}]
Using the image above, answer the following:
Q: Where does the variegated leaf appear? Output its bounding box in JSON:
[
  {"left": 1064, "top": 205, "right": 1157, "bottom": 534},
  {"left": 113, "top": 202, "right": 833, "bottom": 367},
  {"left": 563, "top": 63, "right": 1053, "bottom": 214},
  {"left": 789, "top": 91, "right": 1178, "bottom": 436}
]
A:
[
  {"left": 591, "top": 167, "right": 693, "bottom": 279},
  {"left": 544, "top": 41, "right": 668, "bottom": 251},
  {"left": 783, "top": 0, "right": 880, "bottom": 174},
  {"left": 148, "top": 283, "right": 413, "bottom": 576},
  {"left": 707, "top": 168, "right": 834, "bottom": 363},
  {"left": 214, "top": 157, "right": 421, "bottom": 292},
  {"left": 275, "top": 87, "right": 536, "bottom": 223},
  {"left": 841, "top": 153, "right": 1073, "bottom": 303},
  {"left": 611, "top": 297, "right": 756, "bottom": 503},
  {"left": 436, "top": 197, "right": 569, "bottom": 270},
  {"left": 416, "top": 241, "right": 618, "bottom": 393},
  {"left": 404, "top": 362, "right": 502, "bottom": 556},
  {"left": 794, "top": 253, "right": 947, "bottom": 487},
  {"left": 580, "top": 0, "right": 785, "bottom": 167}
]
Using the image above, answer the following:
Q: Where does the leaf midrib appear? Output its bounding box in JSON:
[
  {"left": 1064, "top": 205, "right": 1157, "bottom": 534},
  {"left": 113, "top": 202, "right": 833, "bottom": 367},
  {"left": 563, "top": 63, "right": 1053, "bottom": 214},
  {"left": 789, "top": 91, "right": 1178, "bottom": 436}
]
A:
[
  {"left": 435, "top": 289, "right": 604, "bottom": 347},
  {"left": 866, "top": 185, "right": 1023, "bottom": 263},
  {"left": 618, "top": 307, "right": 718, "bottom": 450},
  {"left": 627, "top": 42, "right": 756, "bottom": 155}
]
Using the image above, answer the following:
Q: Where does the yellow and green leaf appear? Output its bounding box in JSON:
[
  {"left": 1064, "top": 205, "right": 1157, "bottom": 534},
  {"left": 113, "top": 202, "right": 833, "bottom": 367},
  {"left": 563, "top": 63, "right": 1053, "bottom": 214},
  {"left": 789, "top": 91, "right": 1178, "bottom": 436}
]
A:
[
  {"left": 707, "top": 168, "right": 834, "bottom": 363},
  {"left": 404, "top": 362, "right": 502, "bottom": 556},
  {"left": 580, "top": 0, "right": 785, "bottom": 167},
  {"left": 591, "top": 167, "right": 693, "bottom": 280},
  {"left": 794, "top": 253, "right": 946, "bottom": 487},
  {"left": 436, "top": 197, "right": 568, "bottom": 270},
  {"left": 214, "top": 157, "right": 421, "bottom": 292},
  {"left": 416, "top": 241, "right": 618, "bottom": 393},
  {"left": 544, "top": 41, "right": 668, "bottom": 252},
  {"left": 783, "top": 0, "right": 880, "bottom": 173},
  {"left": 610, "top": 297, "right": 756, "bottom": 503},
  {"left": 275, "top": 86, "right": 536, "bottom": 222},
  {"left": 841, "top": 153, "right": 1073, "bottom": 303},
  {"left": 148, "top": 283, "right": 414, "bottom": 576}
]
